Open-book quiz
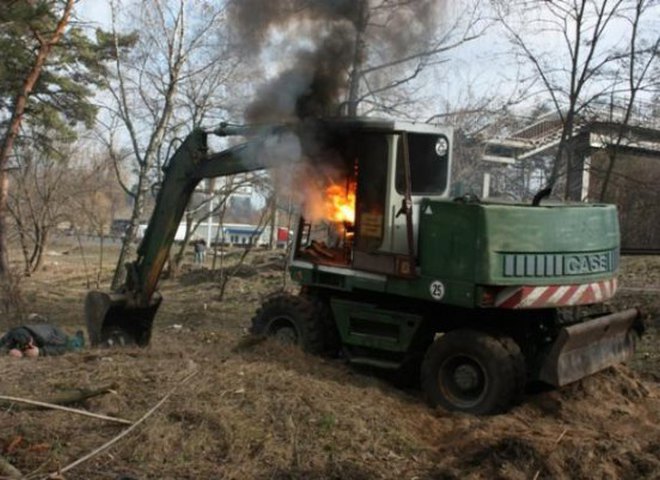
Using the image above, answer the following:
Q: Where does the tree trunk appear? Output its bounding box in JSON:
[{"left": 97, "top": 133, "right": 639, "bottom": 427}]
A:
[
  {"left": 212, "top": 200, "right": 228, "bottom": 272},
  {"left": 0, "top": 0, "right": 75, "bottom": 277},
  {"left": 268, "top": 194, "right": 277, "bottom": 250},
  {"left": 0, "top": 175, "right": 8, "bottom": 275},
  {"left": 110, "top": 129, "right": 152, "bottom": 288},
  {"left": 28, "top": 225, "right": 42, "bottom": 272},
  {"left": 169, "top": 214, "right": 195, "bottom": 279},
  {"left": 97, "top": 231, "right": 105, "bottom": 289},
  {"left": 346, "top": 0, "right": 368, "bottom": 117},
  {"left": 31, "top": 228, "right": 47, "bottom": 273},
  {"left": 15, "top": 217, "right": 31, "bottom": 275},
  {"left": 111, "top": 178, "right": 147, "bottom": 289}
]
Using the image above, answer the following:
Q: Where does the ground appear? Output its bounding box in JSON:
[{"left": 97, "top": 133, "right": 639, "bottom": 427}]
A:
[{"left": 1, "top": 239, "right": 659, "bottom": 479}]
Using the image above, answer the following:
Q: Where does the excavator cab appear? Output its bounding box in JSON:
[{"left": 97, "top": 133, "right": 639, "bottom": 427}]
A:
[{"left": 292, "top": 122, "right": 452, "bottom": 279}]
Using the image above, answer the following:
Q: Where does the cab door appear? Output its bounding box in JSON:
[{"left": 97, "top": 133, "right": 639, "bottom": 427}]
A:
[
  {"left": 351, "top": 130, "right": 451, "bottom": 278},
  {"left": 382, "top": 132, "right": 451, "bottom": 256}
]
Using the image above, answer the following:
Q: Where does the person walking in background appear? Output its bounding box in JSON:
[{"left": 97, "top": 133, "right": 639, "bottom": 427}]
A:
[{"left": 193, "top": 238, "right": 207, "bottom": 264}]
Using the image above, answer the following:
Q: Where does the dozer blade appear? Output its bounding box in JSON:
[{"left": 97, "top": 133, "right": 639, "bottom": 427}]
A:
[
  {"left": 538, "top": 308, "right": 641, "bottom": 387},
  {"left": 84, "top": 291, "right": 162, "bottom": 347}
]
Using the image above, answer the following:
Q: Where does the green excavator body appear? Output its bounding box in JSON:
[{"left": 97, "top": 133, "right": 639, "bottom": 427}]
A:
[{"left": 86, "top": 118, "right": 641, "bottom": 412}]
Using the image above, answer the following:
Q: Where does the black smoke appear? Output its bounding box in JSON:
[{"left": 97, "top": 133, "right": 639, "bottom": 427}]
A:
[{"left": 229, "top": 0, "right": 443, "bottom": 123}]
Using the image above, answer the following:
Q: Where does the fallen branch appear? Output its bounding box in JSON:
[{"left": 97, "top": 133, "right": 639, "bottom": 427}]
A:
[
  {"left": 44, "top": 370, "right": 199, "bottom": 479},
  {"left": 0, "top": 395, "right": 132, "bottom": 426},
  {"left": 0, "top": 454, "right": 23, "bottom": 479},
  {"left": 0, "top": 384, "right": 117, "bottom": 410},
  {"left": 45, "top": 384, "right": 118, "bottom": 406}
]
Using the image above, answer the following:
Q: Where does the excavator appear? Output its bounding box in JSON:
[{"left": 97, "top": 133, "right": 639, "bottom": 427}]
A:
[{"left": 85, "top": 117, "right": 643, "bottom": 414}]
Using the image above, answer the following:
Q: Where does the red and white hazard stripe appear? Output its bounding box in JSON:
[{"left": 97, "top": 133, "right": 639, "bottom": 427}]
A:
[{"left": 495, "top": 278, "right": 618, "bottom": 309}]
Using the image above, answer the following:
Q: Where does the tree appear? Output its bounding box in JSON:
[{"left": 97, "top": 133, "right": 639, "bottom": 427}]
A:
[
  {"left": 0, "top": 0, "right": 134, "bottom": 277},
  {"left": 72, "top": 149, "right": 128, "bottom": 287},
  {"left": 5, "top": 136, "right": 122, "bottom": 276},
  {"left": 492, "top": 0, "right": 658, "bottom": 201},
  {"left": 344, "top": 0, "right": 486, "bottom": 117},
  {"left": 102, "top": 0, "right": 240, "bottom": 289},
  {"left": 167, "top": 173, "right": 261, "bottom": 277},
  {"left": 6, "top": 137, "right": 74, "bottom": 274},
  {"left": 597, "top": 0, "right": 659, "bottom": 200},
  {"left": 0, "top": 0, "right": 75, "bottom": 276}
]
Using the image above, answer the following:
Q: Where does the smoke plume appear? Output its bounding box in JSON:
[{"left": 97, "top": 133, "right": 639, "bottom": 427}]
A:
[
  {"left": 229, "top": 1, "right": 444, "bottom": 222},
  {"left": 229, "top": 0, "right": 443, "bottom": 123}
]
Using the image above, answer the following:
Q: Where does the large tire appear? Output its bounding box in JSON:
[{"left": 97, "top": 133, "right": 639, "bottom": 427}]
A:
[
  {"left": 250, "top": 294, "right": 325, "bottom": 354},
  {"left": 421, "top": 329, "right": 525, "bottom": 415}
]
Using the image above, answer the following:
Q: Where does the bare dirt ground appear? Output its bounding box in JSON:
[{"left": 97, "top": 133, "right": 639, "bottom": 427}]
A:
[{"left": 1, "top": 239, "right": 659, "bottom": 479}]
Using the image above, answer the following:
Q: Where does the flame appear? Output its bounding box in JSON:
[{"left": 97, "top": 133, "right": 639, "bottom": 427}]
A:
[{"left": 325, "top": 181, "right": 356, "bottom": 224}]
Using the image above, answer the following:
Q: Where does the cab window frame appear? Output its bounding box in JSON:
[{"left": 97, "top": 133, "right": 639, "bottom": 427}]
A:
[{"left": 395, "top": 133, "right": 450, "bottom": 196}]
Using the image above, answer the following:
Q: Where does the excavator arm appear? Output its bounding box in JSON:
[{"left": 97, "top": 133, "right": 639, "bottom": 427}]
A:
[{"left": 85, "top": 126, "right": 277, "bottom": 346}]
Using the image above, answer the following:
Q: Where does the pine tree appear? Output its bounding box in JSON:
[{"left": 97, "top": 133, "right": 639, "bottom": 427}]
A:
[{"left": 0, "top": 0, "right": 136, "bottom": 276}]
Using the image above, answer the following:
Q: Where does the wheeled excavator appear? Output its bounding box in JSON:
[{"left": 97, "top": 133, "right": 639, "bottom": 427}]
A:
[{"left": 85, "top": 118, "right": 643, "bottom": 414}]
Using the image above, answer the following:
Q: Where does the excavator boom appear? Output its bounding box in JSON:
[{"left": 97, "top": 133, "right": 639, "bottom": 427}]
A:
[{"left": 85, "top": 127, "right": 277, "bottom": 346}]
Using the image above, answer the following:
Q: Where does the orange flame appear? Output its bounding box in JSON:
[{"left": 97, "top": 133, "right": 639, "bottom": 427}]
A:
[{"left": 325, "top": 181, "right": 356, "bottom": 224}]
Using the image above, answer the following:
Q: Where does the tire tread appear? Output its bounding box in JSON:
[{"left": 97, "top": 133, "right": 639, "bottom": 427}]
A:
[
  {"left": 421, "top": 329, "right": 526, "bottom": 415},
  {"left": 250, "top": 293, "right": 325, "bottom": 354}
]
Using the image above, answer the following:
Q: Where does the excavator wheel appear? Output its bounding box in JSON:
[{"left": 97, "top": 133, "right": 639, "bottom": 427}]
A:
[
  {"left": 250, "top": 294, "right": 325, "bottom": 355},
  {"left": 421, "top": 329, "right": 525, "bottom": 415}
]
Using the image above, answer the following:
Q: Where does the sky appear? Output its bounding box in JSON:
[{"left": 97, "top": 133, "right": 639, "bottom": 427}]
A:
[
  {"left": 74, "top": 0, "right": 659, "bottom": 126},
  {"left": 70, "top": 0, "right": 658, "bottom": 211},
  {"left": 77, "top": 1, "right": 112, "bottom": 28}
]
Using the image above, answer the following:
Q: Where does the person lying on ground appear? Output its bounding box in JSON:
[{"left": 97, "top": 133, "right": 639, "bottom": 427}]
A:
[{"left": 0, "top": 324, "right": 84, "bottom": 358}]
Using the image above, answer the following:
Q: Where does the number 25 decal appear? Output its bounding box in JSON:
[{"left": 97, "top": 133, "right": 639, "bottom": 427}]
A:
[{"left": 429, "top": 280, "right": 445, "bottom": 301}]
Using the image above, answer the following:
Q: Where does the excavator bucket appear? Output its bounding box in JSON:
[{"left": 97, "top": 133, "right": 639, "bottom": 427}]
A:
[
  {"left": 539, "top": 308, "right": 642, "bottom": 387},
  {"left": 84, "top": 291, "right": 162, "bottom": 347}
]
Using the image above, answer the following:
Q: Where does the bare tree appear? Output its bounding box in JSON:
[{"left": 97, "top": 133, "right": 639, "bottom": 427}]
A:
[
  {"left": 345, "top": 0, "right": 488, "bottom": 117},
  {"left": 492, "top": 0, "right": 655, "bottom": 201},
  {"left": 229, "top": 0, "right": 488, "bottom": 123},
  {"left": 216, "top": 201, "right": 272, "bottom": 301},
  {"left": 597, "top": 0, "right": 659, "bottom": 200},
  {"left": 71, "top": 151, "right": 127, "bottom": 287},
  {"left": 103, "top": 0, "right": 238, "bottom": 289},
  {"left": 4, "top": 135, "right": 121, "bottom": 276},
  {"left": 167, "top": 173, "right": 261, "bottom": 276},
  {"left": 6, "top": 140, "right": 75, "bottom": 274}
]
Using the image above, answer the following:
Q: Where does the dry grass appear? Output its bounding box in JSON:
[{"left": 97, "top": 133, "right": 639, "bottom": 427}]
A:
[
  {"left": 0, "top": 238, "right": 659, "bottom": 479},
  {"left": 0, "top": 268, "right": 26, "bottom": 324}
]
